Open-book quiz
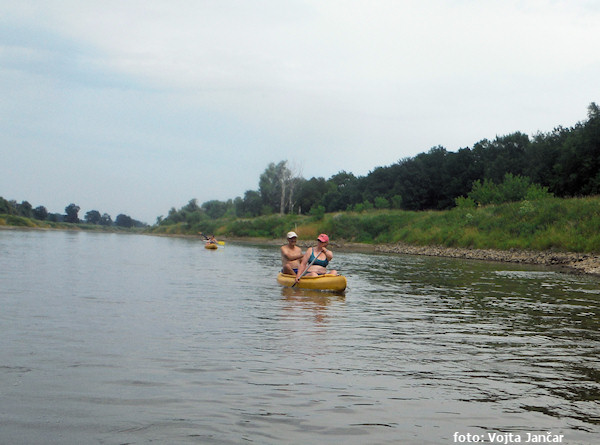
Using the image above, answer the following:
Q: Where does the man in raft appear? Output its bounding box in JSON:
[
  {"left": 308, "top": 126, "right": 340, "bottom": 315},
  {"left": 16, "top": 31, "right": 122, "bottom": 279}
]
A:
[
  {"left": 281, "top": 231, "right": 304, "bottom": 275},
  {"left": 295, "top": 233, "right": 338, "bottom": 284}
]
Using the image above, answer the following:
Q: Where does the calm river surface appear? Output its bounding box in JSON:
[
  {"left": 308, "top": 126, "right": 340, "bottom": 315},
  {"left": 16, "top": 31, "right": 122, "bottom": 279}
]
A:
[{"left": 1, "top": 229, "right": 599, "bottom": 444}]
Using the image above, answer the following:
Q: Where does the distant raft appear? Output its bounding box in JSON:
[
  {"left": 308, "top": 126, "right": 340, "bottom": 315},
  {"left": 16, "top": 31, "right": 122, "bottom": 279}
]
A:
[
  {"left": 277, "top": 272, "right": 347, "bottom": 292},
  {"left": 204, "top": 243, "right": 218, "bottom": 249}
]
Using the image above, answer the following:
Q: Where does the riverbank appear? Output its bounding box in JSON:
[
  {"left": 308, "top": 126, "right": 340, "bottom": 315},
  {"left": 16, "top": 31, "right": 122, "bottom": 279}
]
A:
[
  {"left": 4, "top": 225, "right": 600, "bottom": 276},
  {"left": 373, "top": 243, "right": 600, "bottom": 276}
]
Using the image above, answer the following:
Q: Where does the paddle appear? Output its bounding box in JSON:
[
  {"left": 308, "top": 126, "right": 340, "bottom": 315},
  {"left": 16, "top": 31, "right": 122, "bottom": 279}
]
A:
[
  {"left": 200, "top": 233, "right": 224, "bottom": 245},
  {"left": 292, "top": 248, "right": 319, "bottom": 288}
]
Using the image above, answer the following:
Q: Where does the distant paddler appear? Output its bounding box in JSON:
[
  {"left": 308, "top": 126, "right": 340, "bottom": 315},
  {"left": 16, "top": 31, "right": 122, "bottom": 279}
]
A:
[
  {"left": 200, "top": 233, "right": 221, "bottom": 249},
  {"left": 200, "top": 232, "right": 223, "bottom": 245}
]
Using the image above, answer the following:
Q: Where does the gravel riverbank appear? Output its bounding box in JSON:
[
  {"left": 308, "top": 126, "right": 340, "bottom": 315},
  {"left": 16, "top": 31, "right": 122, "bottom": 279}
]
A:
[{"left": 372, "top": 243, "right": 600, "bottom": 276}]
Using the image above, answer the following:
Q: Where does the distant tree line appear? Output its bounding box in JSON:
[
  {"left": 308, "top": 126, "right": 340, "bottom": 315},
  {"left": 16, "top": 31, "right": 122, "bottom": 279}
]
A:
[
  {"left": 159, "top": 103, "right": 599, "bottom": 227},
  {"left": 0, "top": 200, "right": 147, "bottom": 228}
]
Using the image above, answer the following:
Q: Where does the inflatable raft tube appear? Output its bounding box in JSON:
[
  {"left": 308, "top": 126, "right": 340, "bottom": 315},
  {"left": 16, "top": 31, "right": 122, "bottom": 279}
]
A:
[{"left": 277, "top": 273, "right": 347, "bottom": 292}]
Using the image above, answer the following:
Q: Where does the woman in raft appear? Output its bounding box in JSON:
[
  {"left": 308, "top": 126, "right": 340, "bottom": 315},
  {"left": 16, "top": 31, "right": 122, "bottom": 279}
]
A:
[{"left": 295, "top": 233, "right": 338, "bottom": 284}]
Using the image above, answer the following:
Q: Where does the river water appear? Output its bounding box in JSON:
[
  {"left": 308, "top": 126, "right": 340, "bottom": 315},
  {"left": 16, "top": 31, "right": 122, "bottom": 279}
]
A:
[{"left": 1, "top": 229, "right": 599, "bottom": 444}]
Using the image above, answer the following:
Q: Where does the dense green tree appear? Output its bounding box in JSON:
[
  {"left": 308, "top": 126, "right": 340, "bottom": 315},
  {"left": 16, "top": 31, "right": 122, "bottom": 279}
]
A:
[
  {"left": 158, "top": 200, "right": 201, "bottom": 225},
  {"left": 85, "top": 210, "right": 102, "bottom": 224},
  {"left": 258, "top": 161, "right": 300, "bottom": 215},
  {"left": 99, "top": 213, "right": 113, "bottom": 226},
  {"left": 551, "top": 103, "right": 600, "bottom": 196},
  {"left": 321, "top": 189, "right": 343, "bottom": 213},
  {"left": 17, "top": 201, "right": 33, "bottom": 218},
  {"left": 232, "top": 197, "right": 244, "bottom": 217},
  {"left": 443, "top": 147, "right": 481, "bottom": 207},
  {"left": 115, "top": 214, "right": 133, "bottom": 228},
  {"left": 391, "top": 152, "right": 447, "bottom": 211},
  {"left": 584, "top": 102, "right": 600, "bottom": 193},
  {"left": 202, "top": 200, "right": 230, "bottom": 219},
  {"left": 286, "top": 175, "right": 303, "bottom": 214},
  {"left": 387, "top": 157, "right": 419, "bottom": 210},
  {"left": 525, "top": 127, "right": 566, "bottom": 189},
  {"left": 47, "top": 213, "right": 63, "bottom": 222},
  {"left": 416, "top": 146, "right": 452, "bottom": 209},
  {"left": 33, "top": 205, "right": 48, "bottom": 220},
  {"left": 362, "top": 166, "right": 397, "bottom": 203},
  {"left": 326, "top": 171, "right": 362, "bottom": 211},
  {"left": 295, "top": 177, "right": 329, "bottom": 214},
  {"left": 182, "top": 199, "right": 201, "bottom": 213},
  {"left": 166, "top": 207, "right": 182, "bottom": 223},
  {"left": 259, "top": 161, "right": 285, "bottom": 214},
  {"left": 240, "top": 190, "right": 262, "bottom": 217},
  {"left": 472, "top": 132, "right": 530, "bottom": 183},
  {"left": 0, "top": 197, "right": 12, "bottom": 214},
  {"left": 64, "top": 203, "right": 80, "bottom": 223}
]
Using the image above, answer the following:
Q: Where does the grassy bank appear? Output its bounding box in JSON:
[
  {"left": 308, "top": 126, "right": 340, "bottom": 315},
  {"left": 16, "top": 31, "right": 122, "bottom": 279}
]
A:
[
  {"left": 0, "top": 214, "right": 145, "bottom": 233},
  {"left": 4, "top": 196, "right": 600, "bottom": 254},
  {"left": 321, "top": 196, "right": 600, "bottom": 253},
  {"left": 149, "top": 196, "right": 600, "bottom": 254}
]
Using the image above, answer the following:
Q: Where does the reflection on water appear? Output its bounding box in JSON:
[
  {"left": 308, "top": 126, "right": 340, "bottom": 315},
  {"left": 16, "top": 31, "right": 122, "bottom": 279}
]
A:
[
  {"left": 0, "top": 230, "right": 599, "bottom": 444},
  {"left": 281, "top": 287, "right": 346, "bottom": 324}
]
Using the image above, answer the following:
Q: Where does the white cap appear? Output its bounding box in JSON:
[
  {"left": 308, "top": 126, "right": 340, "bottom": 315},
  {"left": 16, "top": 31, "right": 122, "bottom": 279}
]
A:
[{"left": 287, "top": 231, "right": 298, "bottom": 239}]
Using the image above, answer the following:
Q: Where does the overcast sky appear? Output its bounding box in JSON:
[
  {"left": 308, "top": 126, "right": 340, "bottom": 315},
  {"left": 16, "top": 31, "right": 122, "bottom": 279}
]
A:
[{"left": 1, "top": 0, "right": 598, "bottom": 224}]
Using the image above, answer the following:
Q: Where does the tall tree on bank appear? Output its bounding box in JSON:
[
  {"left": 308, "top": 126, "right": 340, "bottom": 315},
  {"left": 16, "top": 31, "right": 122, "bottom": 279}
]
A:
[
  {"left": 33, "top": 206, "right": 48, "bottom": 220},
  {"left": 259, "top": 160, "right": 300, "bottom": 215},
  {"left": 285, "top": 161, "right": 303, "bottom": 214},
  {"left": 85, "top": 210, "right": 101, "bottom": 224},
  {"left": 259, "top": 162, "right": 283, "bottom": 214},
  {"left": 99, "top": 213, "right": 113, "bottom": 226},
  {"left": 279, "top": 162, "right": 291, "bottom": 215},
  {"left": 64, "top": 203, "right": 80, "bottom": 223}
]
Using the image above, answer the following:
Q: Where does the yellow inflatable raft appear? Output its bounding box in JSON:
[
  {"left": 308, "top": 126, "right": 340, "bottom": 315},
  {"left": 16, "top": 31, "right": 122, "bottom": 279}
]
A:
[
  {"left": 204, "top": 243, "right": 218, "bottom": 249},
  {"left": 277, "top": 273, "right": 347, "bottom": 292}
]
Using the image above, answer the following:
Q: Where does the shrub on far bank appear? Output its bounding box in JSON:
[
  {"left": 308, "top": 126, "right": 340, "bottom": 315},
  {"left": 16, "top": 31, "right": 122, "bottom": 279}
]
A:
[
  {"left": 1, "top": 214, "right": 37, "bottom": 227},
  {"left": 467, "top": 173, "right": 553, "bottom": 206}
]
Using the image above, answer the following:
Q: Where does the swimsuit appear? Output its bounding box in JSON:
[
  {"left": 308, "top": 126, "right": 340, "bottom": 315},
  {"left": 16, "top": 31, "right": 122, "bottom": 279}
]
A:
[{"left": 308, "top": 249, "right": 329, "bottom": 267}]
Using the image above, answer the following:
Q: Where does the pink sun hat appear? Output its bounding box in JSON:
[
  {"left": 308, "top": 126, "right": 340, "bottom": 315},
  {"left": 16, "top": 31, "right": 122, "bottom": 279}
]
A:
[{"left": 317, "top": 234, "right": 329, "bottom": 243}]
